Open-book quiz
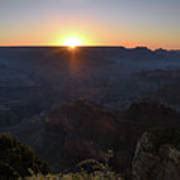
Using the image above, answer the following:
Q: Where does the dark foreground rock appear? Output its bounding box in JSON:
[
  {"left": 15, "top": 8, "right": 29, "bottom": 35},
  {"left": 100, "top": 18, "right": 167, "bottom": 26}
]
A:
[
  {"left": 13, "top": 100, "right": 180, "bottom": 176},
  {"left": 2, "top": 127, "right": 180, "bottom": 179},
  {"left": 132, "top": 128, "right": 180, "bottom": 180}
]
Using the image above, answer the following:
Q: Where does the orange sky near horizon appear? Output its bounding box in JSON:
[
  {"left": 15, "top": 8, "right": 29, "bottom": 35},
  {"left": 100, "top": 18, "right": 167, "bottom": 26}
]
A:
[
  {"left": 1, "top": 27, "right": 179, "bottom": 50},
  {"left": 0, "top": 0, "right": 179, "bottom": 50},
  {"left": 1, "top": 24, "right": 179, "bottom": 50}
]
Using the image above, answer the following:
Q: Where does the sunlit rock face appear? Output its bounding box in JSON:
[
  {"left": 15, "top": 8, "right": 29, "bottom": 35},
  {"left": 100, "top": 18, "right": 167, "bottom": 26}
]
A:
[{"left": 132, "top": 129, "right": 180, "bottom": 180}]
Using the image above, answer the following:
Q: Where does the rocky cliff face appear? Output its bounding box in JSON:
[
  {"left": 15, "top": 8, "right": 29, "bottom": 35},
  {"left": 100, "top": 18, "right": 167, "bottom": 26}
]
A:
[
  {"left": 13, "top": 100, "right": 180, "bottom": 175},
  {"left": 132, "top": 129, "right": 180, "bottom": 180}
]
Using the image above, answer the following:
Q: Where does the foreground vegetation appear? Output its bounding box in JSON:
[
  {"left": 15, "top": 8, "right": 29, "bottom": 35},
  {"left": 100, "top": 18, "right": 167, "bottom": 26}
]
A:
[
  {"left": 0, "top": 133, "right": 122, "bottom": 179},
  {"left": 0, "top": 133, "right": 49, "bottom": 178},
  {"left": 25, "top": 172, "right": 123, "bottom": 180}
]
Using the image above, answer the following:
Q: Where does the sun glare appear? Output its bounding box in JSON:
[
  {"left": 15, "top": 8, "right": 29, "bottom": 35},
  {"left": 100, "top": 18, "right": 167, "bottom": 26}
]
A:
[{"left": 64, "top": 37, "right": 82, "bottom": 48}]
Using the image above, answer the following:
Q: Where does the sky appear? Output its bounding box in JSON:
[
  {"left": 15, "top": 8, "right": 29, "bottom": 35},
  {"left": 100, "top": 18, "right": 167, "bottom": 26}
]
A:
[{"left": 0, "top": 0, "right": 179, "bottom": 49}]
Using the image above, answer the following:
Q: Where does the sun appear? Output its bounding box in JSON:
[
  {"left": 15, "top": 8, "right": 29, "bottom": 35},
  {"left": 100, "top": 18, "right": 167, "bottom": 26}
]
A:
[{"left": 64, "top": 37, "right": 82, "bottom": 48}]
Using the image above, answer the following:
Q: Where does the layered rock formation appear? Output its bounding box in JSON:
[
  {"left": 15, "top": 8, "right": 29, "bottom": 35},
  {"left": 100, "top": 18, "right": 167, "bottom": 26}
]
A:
[{"left": 132, "top": 128, "right": 180, "bottom": 180}]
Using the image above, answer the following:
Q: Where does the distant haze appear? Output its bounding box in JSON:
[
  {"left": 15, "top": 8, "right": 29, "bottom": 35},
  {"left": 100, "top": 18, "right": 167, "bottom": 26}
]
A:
[{"left": 0, "top": 0, "right": 179, "bottom": 49}]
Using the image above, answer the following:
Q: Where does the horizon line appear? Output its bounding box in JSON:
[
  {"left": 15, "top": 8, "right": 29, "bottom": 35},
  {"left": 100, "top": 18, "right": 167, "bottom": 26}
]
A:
[{"left": 0, "top": 45, "right": 179, "bottom": 51}]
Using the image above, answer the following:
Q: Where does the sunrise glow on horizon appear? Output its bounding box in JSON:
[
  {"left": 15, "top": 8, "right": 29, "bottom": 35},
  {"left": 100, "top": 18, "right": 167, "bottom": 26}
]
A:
[
  {"left": 56, "top": 35, "right": 87, "bottom": 48},
  {"left": 64, "top": 37, "right": 82, "bottom": 46},
  {"left": 0, "top": 0, "right": 180, "bottom": 49}
]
